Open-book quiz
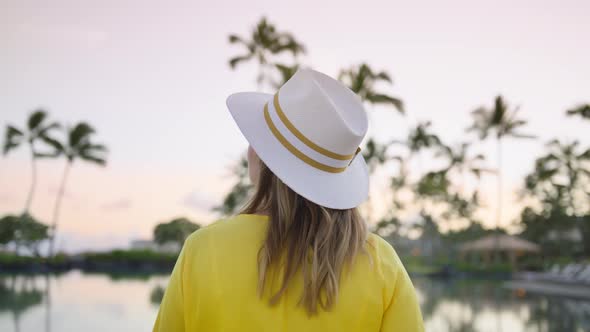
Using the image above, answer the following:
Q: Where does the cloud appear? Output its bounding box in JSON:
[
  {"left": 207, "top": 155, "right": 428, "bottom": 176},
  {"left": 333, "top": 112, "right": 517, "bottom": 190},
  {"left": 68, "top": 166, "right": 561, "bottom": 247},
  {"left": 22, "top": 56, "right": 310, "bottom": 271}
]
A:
[
  {"left": 101, "top": 198, "right": 133, "bottom": 211},
  {"left": 181, "top": 191, "right": 216, "bottom": 213}
]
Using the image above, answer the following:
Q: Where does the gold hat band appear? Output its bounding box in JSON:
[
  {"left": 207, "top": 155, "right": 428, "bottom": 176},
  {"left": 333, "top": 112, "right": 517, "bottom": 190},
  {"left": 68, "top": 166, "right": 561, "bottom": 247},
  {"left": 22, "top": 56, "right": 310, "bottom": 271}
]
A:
[
  {"left": 273, "top": 93, "right": 357, "bottom": 161},
  {"left": 263, "top": 100, "right": 361, "bottom": 173}
]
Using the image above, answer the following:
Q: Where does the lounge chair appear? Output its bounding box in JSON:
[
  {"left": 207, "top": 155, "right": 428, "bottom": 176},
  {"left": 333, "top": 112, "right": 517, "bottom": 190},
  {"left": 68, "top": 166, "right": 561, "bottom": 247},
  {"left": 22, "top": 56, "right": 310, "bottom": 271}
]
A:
[{"left": 574, "top": 265, "right": 590, "bottom": 284}]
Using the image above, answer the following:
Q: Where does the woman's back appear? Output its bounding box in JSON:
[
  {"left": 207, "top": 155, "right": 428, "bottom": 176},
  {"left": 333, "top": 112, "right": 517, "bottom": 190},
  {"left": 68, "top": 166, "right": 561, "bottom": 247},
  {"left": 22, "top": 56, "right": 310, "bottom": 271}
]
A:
[
  {"left": 154, "top": 68, "right": 423, "bottom": 331},
  {"left": 153, "top": 214, "right": 423, "bottom": 332}
]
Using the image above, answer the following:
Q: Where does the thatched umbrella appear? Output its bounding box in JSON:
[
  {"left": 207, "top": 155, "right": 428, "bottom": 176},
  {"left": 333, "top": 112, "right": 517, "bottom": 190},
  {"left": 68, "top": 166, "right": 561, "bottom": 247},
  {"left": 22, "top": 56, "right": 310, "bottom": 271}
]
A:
[
  {"left": 459, "top": 234, "right": 540, "bottom": 252},
  {"left": 458, "top": 234, "right": 540, "bottom": 267}
]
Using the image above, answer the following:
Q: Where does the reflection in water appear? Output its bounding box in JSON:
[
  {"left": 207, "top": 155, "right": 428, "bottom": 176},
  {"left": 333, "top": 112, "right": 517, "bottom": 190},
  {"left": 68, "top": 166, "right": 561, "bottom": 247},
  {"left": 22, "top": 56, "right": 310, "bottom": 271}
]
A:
[
  {"left": 0, "top": 271, "right": 166, "bottom": 332},
  {"left": 0, "top": 275, "right": 43, "bottom": 332},
  {"left": 150, "top": 285, "right": 165, "bottom": 306},
  {"left": 0, "top": 272, "right": 589, "bottom": 332},
  {"left": 44, "top": 274, "right": 51, "bottom": 332},
  {"left": 414, "top": 278, "right": 590, "bottom": 332}
]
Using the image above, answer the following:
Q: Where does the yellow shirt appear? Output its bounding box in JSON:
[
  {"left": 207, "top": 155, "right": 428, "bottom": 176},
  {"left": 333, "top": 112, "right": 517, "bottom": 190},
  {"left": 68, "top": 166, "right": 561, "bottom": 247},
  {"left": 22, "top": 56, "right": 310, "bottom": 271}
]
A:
[{"left": 153, "top": 214, "right": 424, "bottom": 331}]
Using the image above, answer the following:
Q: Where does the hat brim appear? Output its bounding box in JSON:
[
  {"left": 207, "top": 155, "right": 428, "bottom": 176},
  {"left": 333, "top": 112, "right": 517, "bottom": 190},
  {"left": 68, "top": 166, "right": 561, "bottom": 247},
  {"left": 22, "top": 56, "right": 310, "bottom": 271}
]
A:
[{"left": 226, "top": 92, "right": 369, "bottom": 210}]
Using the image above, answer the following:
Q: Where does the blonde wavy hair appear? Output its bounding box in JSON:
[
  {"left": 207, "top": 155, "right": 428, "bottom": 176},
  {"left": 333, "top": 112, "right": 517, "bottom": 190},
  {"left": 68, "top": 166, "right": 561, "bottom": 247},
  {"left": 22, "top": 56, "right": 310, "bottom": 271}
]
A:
[{"left": 241, "top": 161, "right": 368, "bottom": 315}]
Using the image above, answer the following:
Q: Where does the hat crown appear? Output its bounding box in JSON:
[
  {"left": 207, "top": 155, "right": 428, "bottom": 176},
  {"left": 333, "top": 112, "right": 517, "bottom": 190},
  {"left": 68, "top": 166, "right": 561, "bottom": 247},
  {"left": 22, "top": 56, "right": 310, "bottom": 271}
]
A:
[{"left": 276, "top": 69, "right": 368, "bottom": 156}]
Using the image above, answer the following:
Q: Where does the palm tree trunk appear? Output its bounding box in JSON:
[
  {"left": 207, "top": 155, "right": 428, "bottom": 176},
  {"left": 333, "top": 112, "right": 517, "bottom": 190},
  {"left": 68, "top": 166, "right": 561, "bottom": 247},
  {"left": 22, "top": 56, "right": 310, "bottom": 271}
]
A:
[
  {"left": 415, "top": 151, "right": 426, "bottom": 214},
  {"left": 257, "top": 61, "right": 273, "bottom": 91},
  {"left": 24, "top": 147, "right": 37, "bottom": 213},
  {"left": 496, "top": 138, "right": 503, "bottom": 229},
  {"left": 495, "top": 138, "right": 503, "bottom": 262},
  {"left": 15, "top": 146, "right": 37, "bottom": 255},
  {"left": 13, "top": 312, "right": 20, "bottom": 332},
  {"left": 10, "top": 277, "right": 21, "bottom": 332},
  {"left": 44, "top": 273, "right": 52, "bottom": 332},
  {"left": 48, "top": 161, "right": 71, "bottom": 257},
  {"left": 566, "top": 163, "right": 577, "bottom": 214}
]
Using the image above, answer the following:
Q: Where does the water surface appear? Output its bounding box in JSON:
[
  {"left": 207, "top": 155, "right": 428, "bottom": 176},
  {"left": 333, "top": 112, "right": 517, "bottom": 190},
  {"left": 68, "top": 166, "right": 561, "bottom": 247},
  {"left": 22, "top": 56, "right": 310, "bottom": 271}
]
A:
[{"left": 0, "top": 272, "right": 588, "bottom": 332}]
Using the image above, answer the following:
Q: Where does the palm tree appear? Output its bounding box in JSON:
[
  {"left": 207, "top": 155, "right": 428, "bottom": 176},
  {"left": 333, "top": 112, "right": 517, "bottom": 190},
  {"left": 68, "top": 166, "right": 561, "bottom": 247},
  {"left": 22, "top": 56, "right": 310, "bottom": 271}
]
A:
[
  {"left": 414, "top": 143, "right": 487, "bottom": 224},
  {"left": 338, "top": 64, "right": 405, "bottom": 222},
  {"left": 566, "top": 103, "right": 590, "bottom": 120},
  {"left": 220, "top": 19, "right": 305, "bottom": 215},
  {"left": 435, "top": 142, "right": 493, "bottom": 223},
  {"left": 391, "top": 121, "right": 443, "bottom": 213},
  {"left": 150, "top": 285, "right": 166, "bottom": 306},
  {"left": 415, "top": 170, "right": 451, "bottom": 204},
  {"left": 436, "top": 142, "right": 493, "bottom": 191},
  {"left": 228, "top": 17, "right": 306, "bottom": 89},
  {"left": 524, "top": 139, "right": 590, "bottom": 215},
  {"left": 2, "top": 110, "right": 60, "bottom": 213},
  {"left": 338, "top": 63, "right": 404, "bottom": 113},
  {"left": 399, "top": 121, "right": 441, "bottom": 155},
  {"left": 44, "top": 123, "right": 107, "bottom": 257},
  {"left": 467, "top": 95, "right": 535, "bottom": 229},
  {"left": 340, "top": 64, "right": 406, "bottom": 172}
]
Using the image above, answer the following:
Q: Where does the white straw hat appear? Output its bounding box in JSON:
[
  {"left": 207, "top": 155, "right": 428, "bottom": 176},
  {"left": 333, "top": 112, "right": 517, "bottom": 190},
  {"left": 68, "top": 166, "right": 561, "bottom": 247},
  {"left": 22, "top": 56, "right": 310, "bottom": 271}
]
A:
[{"left": 226, "top": 68, "right": 369, "bottom": 209}]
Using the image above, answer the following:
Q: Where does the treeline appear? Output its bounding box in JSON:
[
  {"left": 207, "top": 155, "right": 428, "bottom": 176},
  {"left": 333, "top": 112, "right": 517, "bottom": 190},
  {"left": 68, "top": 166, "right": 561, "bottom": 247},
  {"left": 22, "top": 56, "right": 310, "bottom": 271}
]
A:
[{"left": 218, "top": 17, "right": 590, "bottom": 259}]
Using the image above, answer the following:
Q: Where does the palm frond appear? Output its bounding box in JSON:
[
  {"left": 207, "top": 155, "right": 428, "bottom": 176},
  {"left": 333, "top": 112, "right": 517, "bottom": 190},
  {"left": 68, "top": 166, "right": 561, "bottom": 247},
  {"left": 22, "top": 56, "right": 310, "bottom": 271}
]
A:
[
  {"left": 34, "top": 151, "right": 61, "bottom": 158},
  {"left": 39, "top": 134, "right": 64, "bottom": 154},
  {"left": 338, "top": 64, "right": 402, "bottom": 114},
  {"left": 3, "top": 125, "right": 25, "bottom": 155},
  {"left": 228, "top": 34, "right": 246, "bottom": 44},
  {"left": 473, "top": 153, "right": 486, "bottom": 160},
  {"left": 79, "top": 152, "right": 107, "bottom": 166},
  {"left": 27, "top": 110, "right": 48, "bottom": 130},
  {"left": 506, "top": 119, "right": 527, "bottom": 129},
  {"left": 229, "top": 54, "right": 254, "bottom": 69},
  {"left": 271, "top": 37, "right": 305, "bottom": 55},
  {"left": 491, "top": 96, "right": 508, "bottom": 125},
  {"left": 566, "top": 104, "right": 590, "bottom": 119},
  {"left": 434, "top": 144, "right": 452, "bottom": 158},
  {"left": 579, "top": 147, "right": 590, "bottom": 160},
  {"left": 5, "top": 125, "right": 23, "bottom": 136},
  {"left": 273, "top": 63, "right": 299, "bottom": 88},
  {"left": 228, "top": 17, "right": 306, "bottom": 87},
  {"left": 69, "top": 123, "right": 95, "bottom": 147},
  {"left": 81, "top": 143, "right": 108, "bottom": 153},
  {"left": 375, "top": 71, "right": 392, "bottom": 83},
  {"left": 466, "top": 107, "right": 491, "bottom": 139},
  {"left": 366, "top": 93, "right": 404, "bottom": 113},
  {"left": 509, "top": 132, "right": 537, "bottom": 139}
]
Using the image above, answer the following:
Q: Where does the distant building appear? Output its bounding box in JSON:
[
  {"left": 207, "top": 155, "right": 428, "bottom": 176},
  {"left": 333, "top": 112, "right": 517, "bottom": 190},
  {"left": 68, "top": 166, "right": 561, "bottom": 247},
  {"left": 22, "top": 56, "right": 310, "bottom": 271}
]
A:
[{"left": 130, "top": 240, "right": 180, "bottom": 253}]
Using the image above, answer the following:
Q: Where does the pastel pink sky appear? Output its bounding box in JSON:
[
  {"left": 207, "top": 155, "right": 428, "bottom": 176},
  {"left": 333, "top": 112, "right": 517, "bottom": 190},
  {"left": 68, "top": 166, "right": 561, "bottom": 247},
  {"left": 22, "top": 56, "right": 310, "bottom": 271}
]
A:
[{"left": 1, "top": 0, "right": 589, "bottom": 252}]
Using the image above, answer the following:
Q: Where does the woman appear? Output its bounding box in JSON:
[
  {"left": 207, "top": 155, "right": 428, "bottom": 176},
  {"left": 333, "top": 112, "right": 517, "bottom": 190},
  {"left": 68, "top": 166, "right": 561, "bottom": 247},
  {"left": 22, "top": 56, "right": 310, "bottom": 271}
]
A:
[{"left": 153, "top": 69, "right": 424, "bottom": 331}]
